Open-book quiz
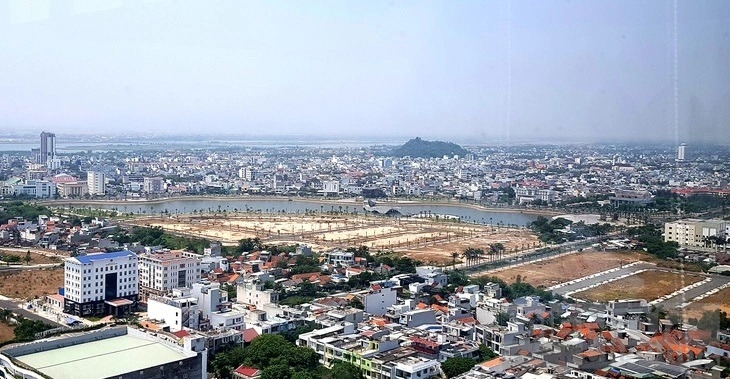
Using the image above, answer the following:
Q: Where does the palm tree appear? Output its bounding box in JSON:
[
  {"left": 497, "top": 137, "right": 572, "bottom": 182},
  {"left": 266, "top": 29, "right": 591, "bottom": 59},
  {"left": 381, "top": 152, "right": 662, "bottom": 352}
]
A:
[{"left": 451, "top": 252, "right": 459, "bottom": 269}]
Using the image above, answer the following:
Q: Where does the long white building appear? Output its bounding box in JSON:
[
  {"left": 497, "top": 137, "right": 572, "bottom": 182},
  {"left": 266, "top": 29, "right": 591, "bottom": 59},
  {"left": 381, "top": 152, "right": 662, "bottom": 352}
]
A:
[
  {"left": 664, "top": 218, "right": 728, "bottom": 248},
  {"left": 138, "top": 250, "right": 202, "bottom": 301},
  {"left": 63, "top": 250, "right": 138, "bottom": 317}
]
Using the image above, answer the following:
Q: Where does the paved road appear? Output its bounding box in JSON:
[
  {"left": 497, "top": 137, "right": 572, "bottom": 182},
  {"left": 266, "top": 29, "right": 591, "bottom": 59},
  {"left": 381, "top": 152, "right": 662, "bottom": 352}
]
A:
[
  {"left": 657, "top": 275, "right": 730, "bottom": 309},
  {"left": 0, "top": 299, "right": 65, "bottom": 327}
]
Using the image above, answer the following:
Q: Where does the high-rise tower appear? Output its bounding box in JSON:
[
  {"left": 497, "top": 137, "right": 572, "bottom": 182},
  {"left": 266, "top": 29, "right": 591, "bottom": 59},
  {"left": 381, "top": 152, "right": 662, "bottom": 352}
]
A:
[
  {"left": 677, "top": 143, "right": 686, "bottom": 162},
  {"left": 40, "top": 132, "right": 56, "bottom": 165}
]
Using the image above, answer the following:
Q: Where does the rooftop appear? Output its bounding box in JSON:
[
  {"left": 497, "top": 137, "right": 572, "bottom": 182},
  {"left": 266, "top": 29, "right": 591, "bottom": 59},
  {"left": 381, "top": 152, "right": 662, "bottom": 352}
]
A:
[
  {"left": 10, "top": 333, "right": 191, "bottom": 379},
  {"left": 71, "top": 250, "right": 136, "bottom": 264}
]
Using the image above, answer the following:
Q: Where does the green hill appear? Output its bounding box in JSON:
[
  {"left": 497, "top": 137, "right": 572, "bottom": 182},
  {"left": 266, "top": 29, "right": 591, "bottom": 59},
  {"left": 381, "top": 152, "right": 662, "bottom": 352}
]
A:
[{"left": 390, "top": 137, "right": 469, "bottom": 158}]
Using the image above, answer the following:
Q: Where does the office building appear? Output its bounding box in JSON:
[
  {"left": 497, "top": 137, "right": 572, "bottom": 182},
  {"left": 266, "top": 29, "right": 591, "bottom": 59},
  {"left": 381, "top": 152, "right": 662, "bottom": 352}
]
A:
[
  {"left": 138, "top": 250, "right": 202, "bottom": 301},
  {"left": 87, "top": 170, "right": 106, "bottom": 196},
  {"left": 39, "top": 131, "right": 56, "bottom": 165},
  {"left": 0, "top": 326, "right": 207, "bottom": 379},
  {"left": 63, "top": 250, "right": 139, "bottom": 317}
]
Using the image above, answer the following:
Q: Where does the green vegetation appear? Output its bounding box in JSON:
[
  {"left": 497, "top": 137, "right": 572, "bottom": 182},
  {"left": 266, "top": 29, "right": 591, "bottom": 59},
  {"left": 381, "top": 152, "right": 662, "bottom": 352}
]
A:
[
  {"left": 210, "top": 334, "right": 360, "bottom": 379},
  {"left": 627, "top": 225, "right": 679, "bottom": 259},
  {"left": 0, "top": 201, "right": 52, "bottom": 224},
  {"left": 530, "top": 216, "right": 572, "bottom": 244},
  {"left": 687, "top": 309, "right": 730, "bottom": 337},
  {"left": 441, "top": 357, "right": 476, "bottom": 378},
  {"left": 472, "top": 275, "right": 558, "bottom": 303},
  {"left": 390, "top": 137, "right": 469, "bottom": 158},
  {"left": 0, "top": 310, "right": 55, "bottom": 342},
  {"left": 112, "top": 226, "right": 212, "bottom": 253},
  {"left": 346, "top": 245, "right": 419, "bottom": 274}
]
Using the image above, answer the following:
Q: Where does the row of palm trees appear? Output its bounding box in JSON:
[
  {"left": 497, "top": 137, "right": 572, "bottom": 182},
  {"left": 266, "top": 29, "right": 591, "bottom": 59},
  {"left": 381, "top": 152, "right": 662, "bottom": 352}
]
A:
[{"left": 452, "top": 243, "right": 507, "bottom": 269}]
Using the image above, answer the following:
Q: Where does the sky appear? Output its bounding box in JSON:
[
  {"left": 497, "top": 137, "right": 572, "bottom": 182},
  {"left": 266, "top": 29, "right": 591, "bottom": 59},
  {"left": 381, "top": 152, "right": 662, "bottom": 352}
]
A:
[{"left": 1, "top": 0, "right": 729, "bottom": 144}]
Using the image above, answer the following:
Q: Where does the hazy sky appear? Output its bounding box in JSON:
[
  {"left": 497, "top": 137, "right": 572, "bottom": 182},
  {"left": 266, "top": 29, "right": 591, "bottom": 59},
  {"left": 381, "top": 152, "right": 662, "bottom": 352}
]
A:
[{"left": 1, "top": 0, "right": 729, "bottom": 143}]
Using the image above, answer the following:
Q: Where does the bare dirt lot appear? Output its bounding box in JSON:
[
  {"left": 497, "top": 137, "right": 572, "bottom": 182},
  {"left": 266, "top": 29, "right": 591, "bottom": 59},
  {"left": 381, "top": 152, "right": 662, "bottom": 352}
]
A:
[
  {"left": 484, "top": 250, "right": 648, "bottom": 287},
  {"left": 572, "top": 270, "right": 704, "bottom": 303},
  {"left": 682, "top": 287, "right": 730, "bottom": 321},
  {"left": 0, "top": 249, "right": 64, "bottom": 265},
  {"left": 0, "top": 322, "right": 15, "bottom": 343},
  {"left": 0, "top": 267, "right": 64, "bottom": 300},
  {"left": 134, "top": 215, "right": 542, "bottom": 265}
]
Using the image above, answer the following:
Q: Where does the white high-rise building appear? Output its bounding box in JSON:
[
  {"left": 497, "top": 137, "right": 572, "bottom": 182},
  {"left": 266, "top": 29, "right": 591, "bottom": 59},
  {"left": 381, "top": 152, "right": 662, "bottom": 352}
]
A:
[
  {"left": 677, "top": 143, "right": 687, "bottom": 162},
  {"left": 87, "top": 171, "right": 106, "bottom": 196},
  {"left": 138, "top": 250, "right": 202, "bottom": 301},
  {"left": 63, "top": 250, "right": 138, "bottom": 317}
]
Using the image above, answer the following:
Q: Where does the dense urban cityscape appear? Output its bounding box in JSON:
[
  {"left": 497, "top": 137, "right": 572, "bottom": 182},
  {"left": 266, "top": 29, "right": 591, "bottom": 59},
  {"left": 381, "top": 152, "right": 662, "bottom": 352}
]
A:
[
  {"left": 0, "top": 132, "right": 727, "bottom": 379},
  {"left": 3, "top": 1, "right": 730, "bottom": 378}
]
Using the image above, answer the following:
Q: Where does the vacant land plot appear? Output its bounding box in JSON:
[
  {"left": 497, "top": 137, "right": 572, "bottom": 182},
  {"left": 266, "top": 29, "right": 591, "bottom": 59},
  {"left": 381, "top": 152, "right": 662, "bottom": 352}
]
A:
[
  {"left": 0, "top": 249, "right": 63, "bottom": 265},
  {"left": 134, "top": 214, "right": 541, "bottom": 265},
  {"left": 0, "top": 267, "right": 64, "bottom": 300},
  {"left": 573, "top": 270, "right": 704, "bottom": 303},
  {"left": 0, "top": 322, "right": 15, "bottom": 343},
  {"left": 682, "top": 287, "right": 730, "bottom": 321},
  {"left": 484, "top": 250, "right": 647, "bottom": 287}
]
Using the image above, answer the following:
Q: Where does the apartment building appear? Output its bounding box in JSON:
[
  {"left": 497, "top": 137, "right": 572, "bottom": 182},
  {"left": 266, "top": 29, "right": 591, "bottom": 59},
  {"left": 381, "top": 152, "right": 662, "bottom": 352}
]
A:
[
  {"left": 138, "top": 250, "right": 202, "bottom": 301},
  {"left": 63, "top": 250, "right": 139, "bottom": 317},
  {"left": 143, "top": 176, "right": 164, "bottom": 194},
  {"left": 664, "top": 218, "right": 727, "bottom": 248},
  {"left": 236, "top": 280, "right": 279, "bottom": 308},
  {"left": 298, "top": 325, "right": 441, "bottom": 379},
  {"left": 87, "top": 171, "right": 105, "bottom": 196}
]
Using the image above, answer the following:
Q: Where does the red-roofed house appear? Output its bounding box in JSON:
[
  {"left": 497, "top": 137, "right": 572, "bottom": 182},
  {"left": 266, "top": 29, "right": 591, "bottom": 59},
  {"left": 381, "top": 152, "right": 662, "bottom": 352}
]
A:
[{"left": 233, "top": 365, "right": 260, "bottom": 379}]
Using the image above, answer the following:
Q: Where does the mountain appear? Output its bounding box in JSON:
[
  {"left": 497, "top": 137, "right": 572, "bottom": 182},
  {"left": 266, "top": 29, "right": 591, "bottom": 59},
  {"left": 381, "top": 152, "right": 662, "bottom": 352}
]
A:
[{"left": 390, "top": 137, "right": 469, "bottom": 158}]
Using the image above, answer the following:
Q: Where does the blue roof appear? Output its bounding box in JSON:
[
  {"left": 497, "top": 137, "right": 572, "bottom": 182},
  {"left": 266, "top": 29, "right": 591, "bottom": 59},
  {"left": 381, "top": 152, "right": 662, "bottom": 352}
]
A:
[{"left": 74, "top": 250, "right": 136, "bottom": 264}]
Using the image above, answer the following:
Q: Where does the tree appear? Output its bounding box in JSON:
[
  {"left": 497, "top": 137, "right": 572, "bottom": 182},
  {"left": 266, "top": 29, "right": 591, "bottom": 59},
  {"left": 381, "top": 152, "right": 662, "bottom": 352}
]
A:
[
  {"left": 495, "top": 312, "right": 510, "bottom": 326},
  {"left": 326, "top": 362, "right": 363, "bottom": 379},
  {"left": 451, "top": 252, "right": 459, "bottom": 269},
  {"left": 478, "top": 344, "right": 498, "bottom": 361},
  {"left": 245, "top": 334, "right": 292, "bottom": 368},
  {"left": 261, "top": 364, "right": 292, "bottom": 379},
  {"left": 441, "top": 357, "right": 476, "bottom": 378}
]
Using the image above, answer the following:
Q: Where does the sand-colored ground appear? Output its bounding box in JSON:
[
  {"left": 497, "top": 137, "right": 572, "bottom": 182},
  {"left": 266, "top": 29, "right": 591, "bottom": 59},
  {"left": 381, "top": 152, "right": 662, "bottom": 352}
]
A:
[
  {"left": 133, "top": 215, "right": 541, "bottom": 264},
  {"left": 486, "top": 251, "right": 648, "bottom": 287},
  {"left": 0, "top": 249, "right": 62, "bottom": 265},
  {"left": 0, "top": 322, "right": 15, "bottom": 344},
  {"left": 0, "top": 267, "right": 64, "bottom": 300},
  {"left": 682, "top": 287, "right": 730, "bottom": 321},
  {"left": 573, "top": 270, "right": 704, "bottom": 303}
]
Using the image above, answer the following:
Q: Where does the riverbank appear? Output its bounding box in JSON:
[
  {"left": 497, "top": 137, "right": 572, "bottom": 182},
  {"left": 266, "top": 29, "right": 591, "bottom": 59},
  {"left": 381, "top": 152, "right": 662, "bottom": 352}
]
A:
[{"left": 43, "top": 195, "right": 559, "bottom": 217}]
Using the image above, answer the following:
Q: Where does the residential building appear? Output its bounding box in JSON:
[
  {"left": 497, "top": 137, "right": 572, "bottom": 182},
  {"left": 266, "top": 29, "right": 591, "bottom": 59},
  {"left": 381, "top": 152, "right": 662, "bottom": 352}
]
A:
[
  {"left": 324, "top": 250, "right": 355, "bottom": 267},
  {"left": 87, "top": 170, "right": 106, "bottom": 196},
  {"left": 664, "top": 218, "right": 727, "bottom": 248},
  {"left": 236, "top": 280, "right": 279, "bottom": 308},
  {"left": 138, "top": 250, "right": 202, "bottom": 301},
  {"left": 362, "top": 285, "right": 398, "bottom": 316},
  {"left": 63, "top": 250, "right": 139, "bottom": 317},
  {"left": 144, "top": 176, "right": 165, "bottom": 193},
  {"left": 147, "top": 288, "right": 201, "bottom": 332}
]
